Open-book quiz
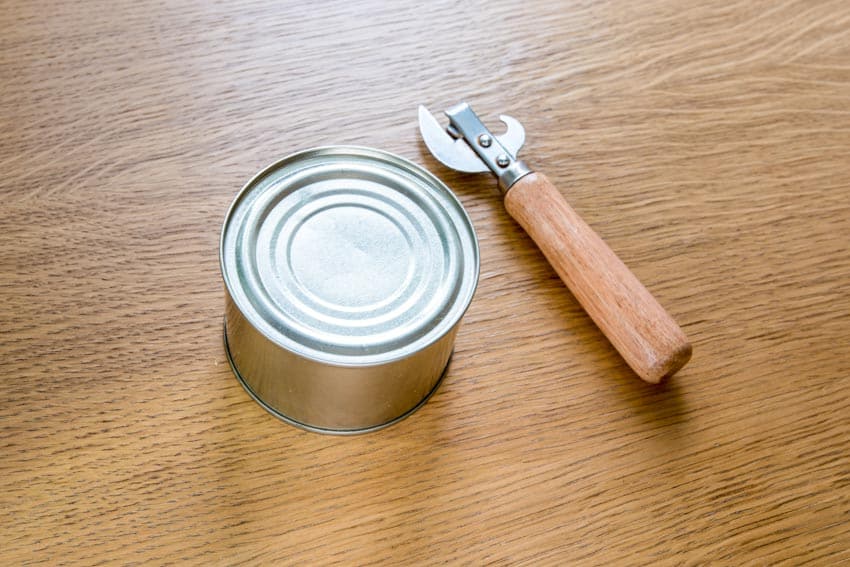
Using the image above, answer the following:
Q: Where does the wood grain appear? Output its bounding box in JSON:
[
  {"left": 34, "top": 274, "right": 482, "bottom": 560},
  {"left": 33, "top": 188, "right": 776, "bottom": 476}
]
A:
[
  {"left": 2, "top": 0, "right": 849, "bottom": 564},
  {"left": 505, "top": 172, "right": 691, "bottom": 382}
]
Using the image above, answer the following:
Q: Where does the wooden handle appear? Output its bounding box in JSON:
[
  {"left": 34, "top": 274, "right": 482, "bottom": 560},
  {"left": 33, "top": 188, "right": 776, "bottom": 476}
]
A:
[{"left": 504, "top": 173, "right": 691, "bottom": 383}]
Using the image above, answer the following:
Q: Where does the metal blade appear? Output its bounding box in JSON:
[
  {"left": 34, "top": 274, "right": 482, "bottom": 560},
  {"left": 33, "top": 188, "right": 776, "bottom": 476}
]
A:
[
  {"left": 496, "top": 114, "right": 525, "bottom": 159},
  {"left": 418, "top": 105, "right": 488, "bottom": 173}
]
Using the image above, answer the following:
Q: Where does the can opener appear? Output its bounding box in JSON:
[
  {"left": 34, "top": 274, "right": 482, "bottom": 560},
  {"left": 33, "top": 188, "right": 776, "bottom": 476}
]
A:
[{"left": 419, "top": 102, "right": 691, "bottom": 383}]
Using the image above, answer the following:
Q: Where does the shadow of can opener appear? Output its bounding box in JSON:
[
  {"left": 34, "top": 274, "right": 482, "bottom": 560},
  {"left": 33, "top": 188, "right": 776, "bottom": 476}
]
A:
[{"left": 419, "top": 102, "right": 692, "bottom": 383}]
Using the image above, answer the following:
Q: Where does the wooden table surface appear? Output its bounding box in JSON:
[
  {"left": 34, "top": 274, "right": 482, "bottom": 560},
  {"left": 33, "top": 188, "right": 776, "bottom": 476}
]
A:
[{"left": 2, "top": 0, "right": 849, "bottom": 564}]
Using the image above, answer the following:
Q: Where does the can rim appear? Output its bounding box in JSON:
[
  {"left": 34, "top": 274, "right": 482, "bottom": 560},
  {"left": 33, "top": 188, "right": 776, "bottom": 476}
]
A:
[{"left": 219, "top": 145, "right": 479, "bottom": 368}]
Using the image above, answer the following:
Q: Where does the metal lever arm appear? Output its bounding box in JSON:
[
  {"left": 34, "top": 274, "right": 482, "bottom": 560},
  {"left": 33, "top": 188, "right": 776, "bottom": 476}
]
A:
[{"left": 444, "top": 103, "right": 531, "bottom": 193}]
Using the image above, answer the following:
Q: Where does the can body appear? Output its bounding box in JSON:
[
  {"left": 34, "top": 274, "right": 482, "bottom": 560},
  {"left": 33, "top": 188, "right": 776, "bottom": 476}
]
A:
[{"left": 220, "top": 147, "right": 478, "bottom": 433}]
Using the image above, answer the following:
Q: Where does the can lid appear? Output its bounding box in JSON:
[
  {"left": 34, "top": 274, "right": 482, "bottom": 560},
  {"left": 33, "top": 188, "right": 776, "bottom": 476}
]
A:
[{"left": 220, "top": 146, "right": 479, "bottom": 366}]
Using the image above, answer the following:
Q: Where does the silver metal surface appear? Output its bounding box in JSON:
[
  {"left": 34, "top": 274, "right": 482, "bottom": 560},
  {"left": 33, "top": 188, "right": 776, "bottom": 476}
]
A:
[
  {"left": 220, "top": 146, "right": 479, "bottom": 433},
  {"left": 419, "top": 102, "right": 532, "bottom": 194},
  {"left": 497, "top": 160, "right": 534, "bottom": 192},
  {"left": 224, "top": 327, "right": 452, "bottom": 435},
  {"left": 495, "top": 114, "right": 526, "bottom": 158},
  {"left": 418, "top": 105, "right": 489, "bottom": 173}
]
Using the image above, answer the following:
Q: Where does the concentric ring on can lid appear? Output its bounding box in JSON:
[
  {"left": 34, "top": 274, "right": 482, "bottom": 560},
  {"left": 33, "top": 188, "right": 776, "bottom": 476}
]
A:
[{"left": 220, "top": 146, "right": 479, "bottom": 366}]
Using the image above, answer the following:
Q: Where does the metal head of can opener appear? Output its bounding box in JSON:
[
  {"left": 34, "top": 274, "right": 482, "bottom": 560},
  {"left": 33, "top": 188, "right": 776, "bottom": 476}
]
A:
[{"left": 419, "top": 102, "right": 692, "bottom": 383}]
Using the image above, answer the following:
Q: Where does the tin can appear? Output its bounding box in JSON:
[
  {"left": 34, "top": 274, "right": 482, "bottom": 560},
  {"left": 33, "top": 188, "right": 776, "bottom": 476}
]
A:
[{"left": 220, "top": 146, "right": 479, "bottom": 434}]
